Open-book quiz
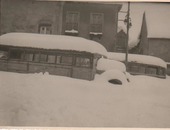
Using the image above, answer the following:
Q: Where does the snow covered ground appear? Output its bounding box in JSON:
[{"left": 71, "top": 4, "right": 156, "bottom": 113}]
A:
[{"left": 0, "top": 71, "right": 170, "bottom": 127}]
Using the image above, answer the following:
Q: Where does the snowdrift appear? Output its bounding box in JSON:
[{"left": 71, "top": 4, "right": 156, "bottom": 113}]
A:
[{"left": 0, "top": 71, "right": 170, "bottom": 127}]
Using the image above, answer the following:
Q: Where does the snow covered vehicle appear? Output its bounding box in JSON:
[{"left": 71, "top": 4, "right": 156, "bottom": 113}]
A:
[
  {"left": 96, "top": 58, "right": 130, "bottom": 85},
  {"left": 107, "top": 52, "right": 167, "bottom": 79},
  {"left": 167, "top": 62, "right": 170, "bottom": 76},
  {"left": 0, "top": 32, "right": 107, "bottom": 80}
]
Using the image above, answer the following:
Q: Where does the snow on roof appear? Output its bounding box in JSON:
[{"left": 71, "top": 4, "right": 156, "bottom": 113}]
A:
[
  {"left": 0, "top": 33, "right": 107, "bottom": 56},
  {"left": 145, "top": 7, "right": 170, "bottom": 39},
  {"left": 107, "top": 52, "right": 167, "bottom": 68},
  {"left": 65, "top": 29, "right": 78, "bottom": 34},
  {"left": 118, "top": 3, "right": 170, "bottom": 48},
  {"left": 97, "top": 58, "right": 126, "bottom": 72}
]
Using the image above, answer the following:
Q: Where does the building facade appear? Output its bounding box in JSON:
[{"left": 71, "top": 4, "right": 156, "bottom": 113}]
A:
[
  {"left": 131, "top": 13, "right": 170, "bottom": 63},
  {"left": 62, "top": 2, "right": 121, "bottom": 51},
  {"left": 0, "top": 0, "right": 122, "bottom": 52},
  {"left": 0, "top": 0, "right": 63, "bottom": 35},
  {"left": 115, "top": 29, "right": 127, "bottom": 53},
  {"left": 130, "top": 12, "right": 170, "bottom": 75}
]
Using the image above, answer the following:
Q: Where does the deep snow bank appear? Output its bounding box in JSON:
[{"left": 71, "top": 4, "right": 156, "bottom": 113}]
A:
[{"left": 0, "top": 71, "right": 170, "bottom": 127}]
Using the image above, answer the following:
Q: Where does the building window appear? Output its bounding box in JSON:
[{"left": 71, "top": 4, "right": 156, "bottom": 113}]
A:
[
  {"left": 65, "top": 12, "right": 79, "bottom": 35},
  {"left": 90, "top": 13, "right": 103, "bottom": 34},
  {"left": 39, "top": 24, "right": 52, "bottom": 34},
  {"left": 76, "top": 57, "right": 91, "bottom": 67}
]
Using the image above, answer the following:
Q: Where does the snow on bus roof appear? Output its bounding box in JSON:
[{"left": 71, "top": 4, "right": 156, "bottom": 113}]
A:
[
  {"left": 0, "top": 33, "right": 107, "bottom": 56},
  {"left": 97, "top": 58, "right": 126, "bottom": 72},
  {"left": 107, "top": 52, "right": 167, "bottom": 68}
]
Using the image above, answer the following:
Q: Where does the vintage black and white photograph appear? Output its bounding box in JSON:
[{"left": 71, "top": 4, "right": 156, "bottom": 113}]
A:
[{"left": 0, "top": 0, "right": 170, "bottom": 128}]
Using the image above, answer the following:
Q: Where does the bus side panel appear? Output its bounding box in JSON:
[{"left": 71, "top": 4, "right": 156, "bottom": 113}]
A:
[
  {"left": 167, "top": 64, "right": 170, "bottom": 76},
  {"left": 72, "top": 67, "right": 93, "bottom": 80},
  {"left": 6, "top": 61, "right": 27, "bottom": 72},
  {"left": 0, "top": 60, "right": 8, "bottom": 71},
  {"left": 28, "top": 63, "right": 46, "bottom": 73},
  {"left": 28, "top": 63, "right": 72, "bottom": 77},
  {"left": 47, "top": 66, "right": 72, "bottom": 77}
]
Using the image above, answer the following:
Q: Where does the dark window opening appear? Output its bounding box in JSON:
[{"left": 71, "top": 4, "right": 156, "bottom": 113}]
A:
[
  {"left": 158, "top": 68, "right": 165, "bottom": 76},
  {"left": 90, "top": 13, "right": 103, "bottom": 33},
  {"left": 108, "top": 79, "right": 122, "bottom": 85},
  {"left": 0, "top": 51, "right": 8, "bottom": 59},
  {"left": 33, "top": 53, "right": 40, "bottom": 62},
  {"left": 76, "top": 57, "right": 91, "bottom": 67},
  {"left": 24, "top": 53, "right": 34, "bottom": 61},
  {"left": 130, "top": 65, "right": 139, "bottom": 72},
  {"left": 56, "top": 55, "right": 62, "bottom": 64},
  {"left": 39, "top": 24, "right": 52, "bottom": 34},
  {"left": 139, "top": 66, "right": 146, "bottom": 73},
  {"left": 47, "top": 55, "right": 56, "bottom": 64},
  {"left": 61, "top": 55, "right": 73, "bottom": 65},
  {"left": 40, "top": 53, "right": 47, "bottom": 63},
  {"left": 56, "top": 55, "right": 73, "bottom": 65},
  {"left": 10, "top": 50, "right": 24, "bottom": 60},
  {"left": 65, "top": 12, "right": 79, "bottom": 35},
  {"left": 146, "top": 66, "right": 158, "bottom": 75}
]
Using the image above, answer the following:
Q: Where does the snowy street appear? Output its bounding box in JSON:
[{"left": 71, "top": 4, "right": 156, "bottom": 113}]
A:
[
  {"left": 0, "top": 71, "right": 170, "bottom": 127},
  {"left": 0, "top": 1, "right": 170, "bottom": 128}
]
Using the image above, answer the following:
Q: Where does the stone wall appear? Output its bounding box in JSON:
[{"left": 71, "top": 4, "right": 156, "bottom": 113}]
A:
[{"left": 0, "top": 0, "right": 63, "bottom": 35}]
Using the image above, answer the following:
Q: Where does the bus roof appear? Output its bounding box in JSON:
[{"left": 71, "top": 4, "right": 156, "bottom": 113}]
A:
[
  {"left": 0, "top": 33, "right": 107, "bottom": 56},
  {"left": 107, "top": 52, "right": 167, "bottom": 68}
]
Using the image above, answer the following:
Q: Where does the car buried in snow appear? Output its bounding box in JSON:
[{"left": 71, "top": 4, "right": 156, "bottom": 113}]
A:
[{"left": 96, "top": 58, "right": 130, "bottom": 85}]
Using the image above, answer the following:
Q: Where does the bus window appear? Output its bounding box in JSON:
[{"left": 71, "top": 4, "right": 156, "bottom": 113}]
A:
[
  {"left": 0, "top": 51, "right": 8, "bottom": 59},
  {"left": 10, "top": 50, "right": 24, "bottom": 60},
  {"left": 139, "top": 66, "right": 146, "bottom": 74},
  {"left": 76, "top": 57, "right": 91, "bottom": 67},
  {"left": 33, "top": 53, "right": 40, "bottom": 62},
  {"left": 61, "top": 55, "right": 73, "bottom": 65},
  {"left": 56, "top": 55, "right": 61, "bottom": 64},
  {"left": 130, "top": 65, "right": 139, "bottom": 72},
  {"left": 146, "top": 66, "right": 157, "bottom": 75},
  {"left": 40, "top": 53, "right": 47, "bottom": 63},
  {"left": 25, "top": 53, "right": 33, "bottom": 61},
  {"left": 158, "top": 68, "right": 165, "bottom": 76},
  {"left": 47, "top": 55, "right": 56, "bottom": 63}
]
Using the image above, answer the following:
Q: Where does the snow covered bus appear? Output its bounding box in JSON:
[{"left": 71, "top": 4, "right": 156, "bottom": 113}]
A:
[
  {"left": 167, "top": 63, "right": 170, "bottom": 76},
  {"left": 107, "top": 52, "right": 167, "bottom": 78},
  {"left": 0, "top": 33, "right": 107, "bottom": 80}
]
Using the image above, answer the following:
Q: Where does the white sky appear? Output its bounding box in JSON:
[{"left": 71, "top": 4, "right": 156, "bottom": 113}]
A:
[{"left": 118, "top": 2, "right": 170, "bottom": 48}]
